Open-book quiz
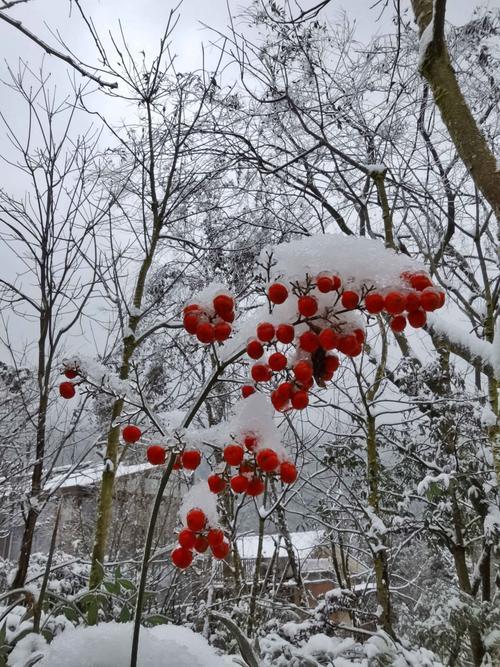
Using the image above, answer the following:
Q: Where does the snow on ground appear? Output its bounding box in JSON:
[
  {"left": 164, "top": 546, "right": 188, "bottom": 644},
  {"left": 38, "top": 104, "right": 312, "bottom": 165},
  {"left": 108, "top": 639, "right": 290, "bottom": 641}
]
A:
[{"left": 9, "top": 623, "right": 229, "bottom": 667}]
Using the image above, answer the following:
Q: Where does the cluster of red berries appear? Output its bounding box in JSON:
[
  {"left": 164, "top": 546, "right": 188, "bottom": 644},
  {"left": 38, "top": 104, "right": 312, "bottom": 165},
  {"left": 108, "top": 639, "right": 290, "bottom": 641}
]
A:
[
  {"left": 171, "top": 508, "right": 231, "bottom": 569},
  {"left": 206, "top": 433, "right": 298, "bottom": 499},
  {"left": 364, "top": 271, "right": 445, "bottom": 333},
  {"left": 240, "top": 270, "right": 445, "bottom": 410},
  {"left": 182, "top": 293, "right": 235, "bottom": 345},
  {"left": 59, "top": 364, "right": 80, "bottom": 399}
]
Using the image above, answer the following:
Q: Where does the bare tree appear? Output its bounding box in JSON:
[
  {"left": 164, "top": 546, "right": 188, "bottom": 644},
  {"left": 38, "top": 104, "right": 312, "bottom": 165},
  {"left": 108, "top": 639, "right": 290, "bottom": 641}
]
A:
[{"left": 0, "top": 65, "right": 111, "bottom": 587}]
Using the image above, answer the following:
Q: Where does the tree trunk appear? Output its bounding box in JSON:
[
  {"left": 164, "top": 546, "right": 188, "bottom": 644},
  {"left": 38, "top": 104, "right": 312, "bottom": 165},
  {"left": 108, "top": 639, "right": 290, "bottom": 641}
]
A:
[
  {"left": 411, "top": 0, "right": 500, "bottom": 220},
  {"left": 88, "top": 225, "right": 161, "bottom": 590}
]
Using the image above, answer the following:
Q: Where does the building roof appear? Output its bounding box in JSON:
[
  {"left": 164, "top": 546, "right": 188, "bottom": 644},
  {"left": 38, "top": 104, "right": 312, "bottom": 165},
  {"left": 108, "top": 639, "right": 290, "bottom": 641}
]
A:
[
  {"left": 44, "top": 462, "right": 152, "bottom": 492},
  {"left": 236, "top": 530, "right": 324, "bottom": 560}
]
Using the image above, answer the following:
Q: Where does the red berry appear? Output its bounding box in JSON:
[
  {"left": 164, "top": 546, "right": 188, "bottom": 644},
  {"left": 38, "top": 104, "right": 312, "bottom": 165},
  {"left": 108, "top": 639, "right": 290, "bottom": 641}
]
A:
[
  {"left": 122, "top": 425, "right": 142, "bottom": 444},
  {"left": 316, "top": 275, "right": 334, "bottom": 293},
  {"left": 331, "top": 275, "right": 342, "bottom": 290},
  {"left": 420, "top": 289, "right": 440, "bottom": 312},
  {"left": 291, "top": 390, "right": 309, "bottom": 410},
  {"left": 408, "top": 309, "right": 427, "bottom": 328},
  {"left": 409, "top": 273, "right": 432, "bottom": 291},
  {"left": 172, "top": 455, "right": 183, "bottom": 470},
  {"left": 181, "top": 450, "right": 201, "bottom": 470},
  {"left": 241, "top": 385, "right": 256, "bottom": 398},
  {"left": 341, "top": 291, "right": 359, "bottom": 310},
  {"left": 318, "top": 328, "right": 338, "bottom": 350},
  {"left": 230, "top": 474, "right": 249, "bottom": 493},
  {"left": 196, "top": 322, "right": 215, "bottom": 344},
  {"left": 436, "top": 290, "right": 445, "bottom": 307},
  {"left": 208, "top": 474, "right": 226, "bottom": 494},
  {"left": 213, "top": 294, "right": 234, "bottom": 317},
  {"left": 211, "top": 540, "right": 230, "bottom": 560},
  {"left": 337, "top": 334, "right": 358, "bottom": 356},
  {"left": 280, "top": 462, "right": 298, "bottom": 484},
  {"left": 364, "top": 293, "right": 384, "bottom": 314},
  {"left": 223, "top": 444, "right": 244, "bottom": 466},
  {"left": 221, "top": 310, "right": 235, "bottom": 323},
  {"left": 183, "top": 311, "right": 201, "bottom": 334},
  {"left": 240, "top": 462, "right": 254, "bottom": 475},
  {"left": 207, "top": 528, "right": 224, "bottom": 547},
  {"left": 171, "top": 546, "right": 193, "bottom": 569},
  {"left": 299, "top": 330, "right": 320, "bottom": 352},
  {"left": 353, "top": 328, "right": 365, "bottom": 344},
  {"left": 244, "top": 434, "right": 258, "bottom": 451},
  {"left": 256, "top": 322, "right": 275, "bottom": 342},
  {"left": 251, "top": 363, "right": 272, "bottom": 383},
  {"left": 59, "top": 382, "right": 76, "bottom": 399},
  {"left": 186, "top": 508, "right": 206, "bottom": 532},
  {"left": 293, "top": 361, "right": 313, "bottom": 384},
  {"left": 268, "top": 352, "right": 288, "bottom": 372},
  {"left": 268, "top": 283, "right": 289, "bottom": 304},
  {"left": 256, "top": 448, "right": 280, "bottom": 473},
  {"left": 246, "top": 477, "right": 265, "bottom": 496},
  {"left": 324, "top": 355, "right": 340, "bottom": 374},
  {"left": 276, "top": 382, "right": 293, "bottom": 400},
  {"left": 214, "top": 322, "right": 231, "bottom": 342},
  {"left": 247, "top": 339, "right": 264, "bottom": 360},
  {"left": 390, "top": 315, "right": 407, "bottom": 333},
  {"left": 178, "top": 528, "right": 197, "bottom": 549},
  {"left": 298, "top": 295, "right": 318, "bottom": 318},
  {"left": 384, "top": 291, "right": 405, "bottom": 315},
  {"left": 64, "top": 368, "right": 78, "bottom": 379},
  {"left": 147, "top": 445, "right": 166, "bottom": 465},
  {"left": 405, "top": 291, "right": 421, "bottom": 312},
  {"left": 271, "top": 390, "right": 289, "bottom": 412},
  {"left": 184, "top": 304, "right": 200, "bottom": 314},
  {"left": 194, "top": 535, "right": 209, "bottom": 553},
  {"left": 276, "top": 323, "right": 295, "bottom": 344}
]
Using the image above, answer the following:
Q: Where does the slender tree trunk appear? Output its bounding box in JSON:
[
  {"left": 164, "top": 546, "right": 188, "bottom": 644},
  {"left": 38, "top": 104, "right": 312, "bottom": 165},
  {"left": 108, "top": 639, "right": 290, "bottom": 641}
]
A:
[
  {"left": 366, "top": 414, "right": 394, "bottom": 638},
  {"left": 88, "top": 222, "right": 161, "bottom": 590},
  {"left": 11, "top": 309, "right": 50, "bottom": 589},
  {"left": 449, "top": 490, "right": 485, "bottom": 666}
]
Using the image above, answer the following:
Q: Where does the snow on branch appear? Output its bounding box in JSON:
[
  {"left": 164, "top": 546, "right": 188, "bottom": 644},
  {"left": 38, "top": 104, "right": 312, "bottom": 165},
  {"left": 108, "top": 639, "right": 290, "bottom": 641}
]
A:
[{"left": 426, "top": 313, "right": 499, "bottom": 380}]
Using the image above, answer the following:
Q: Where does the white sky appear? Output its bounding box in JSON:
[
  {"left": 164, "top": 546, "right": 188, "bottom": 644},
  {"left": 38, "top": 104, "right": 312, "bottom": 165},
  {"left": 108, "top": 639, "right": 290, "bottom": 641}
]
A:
[{"left": 0, "top": 0, "right": 498, "bottom": 362}]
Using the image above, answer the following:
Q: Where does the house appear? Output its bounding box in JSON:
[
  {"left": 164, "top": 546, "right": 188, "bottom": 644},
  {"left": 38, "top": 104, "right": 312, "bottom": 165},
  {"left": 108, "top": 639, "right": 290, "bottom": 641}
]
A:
[
  {"left": 0, "top": 461, "right": 180, "bottom": 562},
  {"left": 234, "top": 530, "right": 362, "bottom": 609}
]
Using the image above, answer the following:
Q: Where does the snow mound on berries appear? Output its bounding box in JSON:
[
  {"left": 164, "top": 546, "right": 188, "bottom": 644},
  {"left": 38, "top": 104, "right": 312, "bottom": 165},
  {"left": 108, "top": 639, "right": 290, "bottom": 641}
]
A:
[
  {"left": 180, "top": 480, "right": 219, "bottom": 527},
  {"left": 264, "top": 234, "right": 423, "bottom": 286},
  {"left": 188, "top": 281, "right": 233, "bottom": 310},
  {"left": 31, "top": 622, "right": 226, "bottom": 667},
  {"left": 231, "top": 393, "right": 288, "bottom": 458}
]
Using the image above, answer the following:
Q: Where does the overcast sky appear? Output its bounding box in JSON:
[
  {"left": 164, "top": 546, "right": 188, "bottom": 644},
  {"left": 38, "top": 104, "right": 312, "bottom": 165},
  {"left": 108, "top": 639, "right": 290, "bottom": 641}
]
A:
[{"left": 0, "top": 0, "right": 498, "bottom": 363}]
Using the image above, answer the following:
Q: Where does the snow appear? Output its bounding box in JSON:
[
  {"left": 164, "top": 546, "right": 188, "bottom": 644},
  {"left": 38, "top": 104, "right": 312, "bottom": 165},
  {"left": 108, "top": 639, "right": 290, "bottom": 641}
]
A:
[
  {"left": 426, "top": 312, "right": 499, "bottom": 379},
  {"left": 236, "top": 529, "right": 324, "bottom": 559},
  {"left": 418, "top": 2, "right": 435, "bottom": 68},
  {"left": 230, "top": 393, "right": 288, "bottom": 459},
  {"left": 8, "top": 633, "right": 47, "bottom": 667},
  {"left": 179, "top": 480, "right": 219, "bottom": 528},
  {"left": 484, "top": 504, "right": 500, "bottom": 540},
  {"left": 13, "top": 623, "right": 227, "bottom": 667},
  {"left": 363, "top": 163, "right": 387, "bottom": 174},
  {"left": 480, "top": 405, "right": 497, "bottom": 427},
  {"left": 63, "top": 355, "right": 133, "bottom": 398},
  {"left": 417, "top": 472, "right": 451, "bottom": 496},
  {"left": 45, "top": 462, "right": 152, "bottom": 491},
  {"left": 263, "top": 235, "right": 422, "bottom": 287}
]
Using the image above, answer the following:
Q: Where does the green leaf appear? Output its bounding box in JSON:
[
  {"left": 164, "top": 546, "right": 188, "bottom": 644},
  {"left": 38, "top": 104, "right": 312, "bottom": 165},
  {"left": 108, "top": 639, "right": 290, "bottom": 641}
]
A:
[
  {"left": 118, "top": 578, "right": 136, "bottom": 591},
  {"left": 143, "top": 614, "right": 170, "bottom": 627},
  {"left": 117, "top": 605, "right": 131, "bottom": 623},
  {"left": 103, "top": 581, "right": 120, "bottom": 595}
]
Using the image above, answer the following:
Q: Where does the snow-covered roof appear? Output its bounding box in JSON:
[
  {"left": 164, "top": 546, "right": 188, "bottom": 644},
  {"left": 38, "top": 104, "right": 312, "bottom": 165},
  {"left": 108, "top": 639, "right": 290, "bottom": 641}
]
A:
[
  {"left": 236, "top": 530, "right": 325, "bottom": 560},
  {"left": 44, "top": 462, "right": 152, "bottom": 492}
]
